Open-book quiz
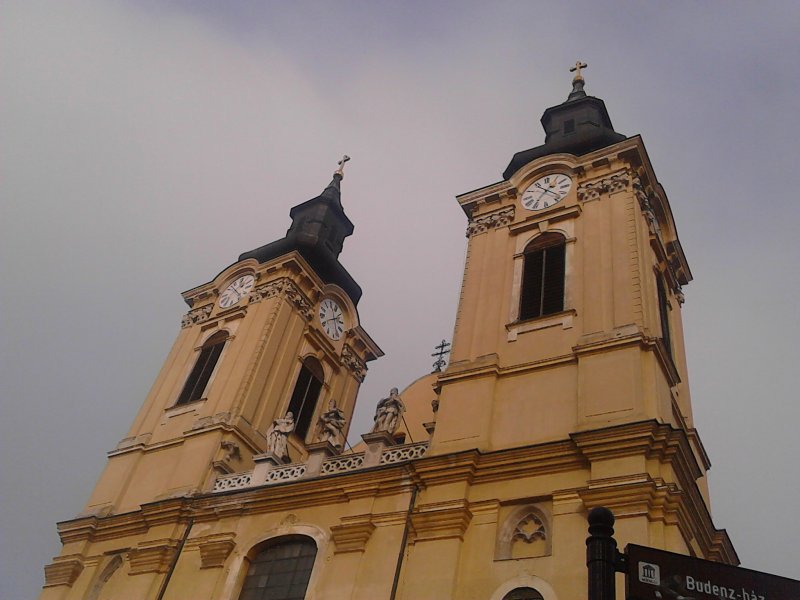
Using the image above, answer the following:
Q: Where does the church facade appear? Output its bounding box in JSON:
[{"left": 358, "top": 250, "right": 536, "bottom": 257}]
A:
[{"left": 40, "top": 69, "right": 737, "bottom": 600}]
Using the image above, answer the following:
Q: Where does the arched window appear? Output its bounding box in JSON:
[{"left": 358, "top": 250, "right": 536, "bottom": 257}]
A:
[
  {"left": 519, "top": 233, "right": 566, "bottom": 320},
  {"left": 176, "top": 331, "right": 228, "bottom": 405},
  {"left": 656, "top": 275, "right": 672, "bottom": 358},
  {"left": 503, "top": 588, "right": 544, "bottom": 600},
  {"left": 287, "top": 357, "right": 324, "bottom": 440},
  {"left": 239, "top": 536, "right": 317, "bottom": 600}
]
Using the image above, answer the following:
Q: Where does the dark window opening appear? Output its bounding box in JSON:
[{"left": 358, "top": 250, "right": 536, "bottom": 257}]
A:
[
  {"left": 239, "top": 536, "right": 317, "bottom": 600},
  {"left": 657, "top": 276, "right": 672, "bottom": 357},
  {"left": 563, "top": 118, "right": 575, "bottom": 134},
  {"left": 519, "top": 233, "right": 566, "bottom": 320},
  {"left": 503, "top": 588, "right": 544, "bottom": 600},
  {"left": 287, "top": 357, "right": 324, "bottom": 440},
  {"left": 176, "top": 331, "right": 228, "bottom": 405}
]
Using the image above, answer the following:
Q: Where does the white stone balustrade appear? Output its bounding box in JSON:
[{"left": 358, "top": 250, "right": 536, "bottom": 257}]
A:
[{"left": 211, "top": 441, "right": 428, "bottom": 493}]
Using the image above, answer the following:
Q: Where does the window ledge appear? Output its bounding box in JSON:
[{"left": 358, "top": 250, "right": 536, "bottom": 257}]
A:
[
  {"left": 165, "top": 399, "right": 206, "bottom": 418},
  {"left": 506, "top": 309, "right": 576, "bottom": 341}
]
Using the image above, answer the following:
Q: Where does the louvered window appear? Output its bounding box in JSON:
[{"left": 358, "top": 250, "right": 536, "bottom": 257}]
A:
[
  {"left": 176, "top": 331, "right": 228, "bottom": 405},
  {"left": 519, "top": 233, "right": 566, "bottom": 320},
  {"left": 287, "top": 357, "right": 324, "bottom": 440},
  {"left": 657, "top": 276, "right": 672, "bottom": 357},
  {"left": 238, "top": 536, "right": 317, "bottom": 600}
]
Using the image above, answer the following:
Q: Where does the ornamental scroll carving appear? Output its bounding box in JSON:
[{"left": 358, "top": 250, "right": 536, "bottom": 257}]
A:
[
  {"left": 248, "top": 278, "right": 313, "bottom": 320},
  {"left": 632, "top": 175, "right": 662, "bottom": 237},
  {"left": 576, "top": 170, "right": 632, "bottom": 202},
  {"left": 283, "top": 281, "right": 313, "bottom": 321},
  {"left": 181, "top": 305, "right": 213, "bottom": 328},
  {"left": 466, "top": 207, "right": 515, "bottom": 238},
  {"left": 341, "top": 344, "right": 367, "bottom": 382},
  {"left": 248, "top": 280, "right": 285, "bottom": 303}
]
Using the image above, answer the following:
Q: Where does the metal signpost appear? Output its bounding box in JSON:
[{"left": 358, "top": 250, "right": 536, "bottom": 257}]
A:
[{"left": 587, "top": 507, "right": 800, "bottom": 600}]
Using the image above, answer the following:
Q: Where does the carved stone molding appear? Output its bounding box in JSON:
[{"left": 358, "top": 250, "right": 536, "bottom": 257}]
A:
[
  {"left": 196, "top": 534, "right": 236, "bottom": 569},
  {"left": 466, "top": 207, "right": 515, "bottom": 237},
  {"left": 341, "top": 344, "right": 367, "bottom": 382},
  {"left": 234, "top": 277, "right": 314, "bottom": 321},
  {"left": 631, "top": 175, "right": 662, "bottom": 237},
  {"left": 283, "top": 280, "right": 313, "bottom": 321},
  {"left": 43, "top": 555, "right": 84, "bottom": 588},
  {"left": 128, "top": 539, "right": 179, "bottom": 575},
  {"left": 248, "top": 279, "right": 286, "bottom": 304},
  {"left": 220, "top": 440, "right": 241, "bottom": 462},
  {"left": 181, "top": 304, "right": 213, "bottom": 328},
  {"left": 330, "top": 516, "right": 376, "bottom": 553},
  {"left": 512, "top": 512, "right": 546, "bottom": 544},
  {"left": 577, "top": 170, "right": 632, "bottom": 203},
  {"left": 410, "top": 500, "right": 473, "bottom": 543}
]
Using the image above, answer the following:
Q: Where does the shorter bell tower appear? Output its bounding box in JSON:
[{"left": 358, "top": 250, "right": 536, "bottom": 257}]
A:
[{"left": 83, "top": 160, "right": 382, "bottom": 517}]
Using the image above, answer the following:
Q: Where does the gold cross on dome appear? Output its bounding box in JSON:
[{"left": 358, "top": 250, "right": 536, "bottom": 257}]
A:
[
  {"left": 570, "top": 61, "right": 588, "bottom": 81},
  {"left": 335, "top": 155, "right": 351, "bottom": 177}
]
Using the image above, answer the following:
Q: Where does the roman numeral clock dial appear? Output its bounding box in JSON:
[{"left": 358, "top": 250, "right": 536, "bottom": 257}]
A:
[
  {"left": 318, "top": 299, "right": 345, "bottom": 341},
  {"left": 218, "top": 274, "right": 255, "bottom": 308},
  {"left": 521, "top": 173, "right": 573, "bottom": 211}
]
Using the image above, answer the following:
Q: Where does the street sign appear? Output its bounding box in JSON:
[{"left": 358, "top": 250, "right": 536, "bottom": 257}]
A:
[{"left": 626, "top": 544, "right": 800, "bottom": 600}]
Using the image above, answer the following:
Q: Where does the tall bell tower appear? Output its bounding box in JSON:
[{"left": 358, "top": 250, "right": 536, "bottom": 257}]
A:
[
  {"left": 433, "top": 64, "right": 694, "bottom": 453},
  {"left": 426, "top": 65, "right": 734, "bottom": 565},
  {"left": 83, "top": 159, "right": 382, "bottom": 517}
]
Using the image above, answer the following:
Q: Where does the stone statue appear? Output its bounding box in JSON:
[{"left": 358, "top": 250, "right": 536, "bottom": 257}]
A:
[
  {"left": 316, "top": 399, "right": 346, "bottom": 448},
  {"left": 266, "top": 411, "right": 295, "bottom": 461},
  {"left": 371, "top": 387, "right": 405, "bottom": 434}
]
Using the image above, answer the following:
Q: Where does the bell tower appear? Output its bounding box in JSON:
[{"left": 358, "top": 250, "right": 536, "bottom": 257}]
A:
[
  {"left": 83, "top": 159, "right": 382, "bottom": 517},
  {"left": 429, "top": 61, "right": 712, "bottom": 500}
]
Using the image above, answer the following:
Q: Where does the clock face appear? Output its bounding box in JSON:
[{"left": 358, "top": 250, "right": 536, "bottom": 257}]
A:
[
  {"left": 218, "top": 274, "right": 255, "bottom": 308},
  {"left": 318, "top": 298, "right": 345, "bottom": 340},
  {"left": 521, "top": 173, "right": 573, "bottom": 211}
]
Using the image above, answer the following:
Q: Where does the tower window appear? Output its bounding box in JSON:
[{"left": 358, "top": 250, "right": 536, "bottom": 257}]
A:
[
  {"left": 656, "top": 276, "right": 672, "bottom": 357},
  {"left": 239, "top": 536, "right": 317, "bottom": 600},
  {"left": 287, "top": 357, "right": 324, "bottom": 440},
  {"left": 519, "top": 233, "right": 566, "bottom": 320},
  {"left": 563, "top": 118, "right": 575, "bottom": 134},
  {"left": 176, "top": 331, "right": 228, "bottom": 405}
]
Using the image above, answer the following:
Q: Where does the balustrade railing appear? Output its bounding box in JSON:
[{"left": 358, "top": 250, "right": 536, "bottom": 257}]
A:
[{"left": 211, "top": 441, "right": 428, "bottom": 493}]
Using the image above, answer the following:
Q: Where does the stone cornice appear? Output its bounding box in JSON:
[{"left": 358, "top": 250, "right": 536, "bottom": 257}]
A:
[
  {"left": 43, "top": 555, "right": 84, "bottom": 588},
  {"left": 129, "top": 538, "right": 179, "bottom": 575},
  {"left": 54, "top": 422, "right": 731, "bottom": 566},
  {"left": 472, "top": 440, "right": 586, "bottom": 485},
  {"left": 571, "top": 420, "right": 703, "bottom": 482},
  {"left": 456, "top": 180, "right": 516, "bottom": 217},
  {"left": 409, "top": 500, "right": 472, "bottom": 543},
  {"left": 330, "top": 515, "right": 376, "bottom": 553},
  {"left": 185, "top": 533, "right": 237, "bottom": 568},
  {"left": 466, "top": 206, "right": 515, "bottom": 238},
  {"left": 57, "top": 498, "right": 191, "bottom": 545}
]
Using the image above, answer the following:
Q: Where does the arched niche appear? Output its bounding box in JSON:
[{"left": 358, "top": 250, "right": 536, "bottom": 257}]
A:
[{"left": 495, "top": 504, "right": 552, "bottom": 560}]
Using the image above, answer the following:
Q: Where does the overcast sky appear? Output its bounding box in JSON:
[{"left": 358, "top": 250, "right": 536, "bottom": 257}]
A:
[{"left": 2, "top": 1, "right": 799, "bottom": 598}]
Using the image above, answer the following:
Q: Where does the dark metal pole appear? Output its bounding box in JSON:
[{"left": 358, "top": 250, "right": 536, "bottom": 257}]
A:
[{"left": 586, "top": 506, "right": 618, "bottom": 600}]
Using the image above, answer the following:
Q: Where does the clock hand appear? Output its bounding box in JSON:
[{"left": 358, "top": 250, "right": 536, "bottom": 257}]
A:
[{"left": 535, "top": 183, "right": 560, "bottom": 198}]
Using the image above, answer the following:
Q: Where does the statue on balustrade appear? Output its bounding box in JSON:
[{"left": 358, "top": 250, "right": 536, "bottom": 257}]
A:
[
  {"left": 371, "top": 387, "right": 405, "bottom": 435},
  {"left": 266, "top": 411, "right": 295, "bottom": 461}
]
